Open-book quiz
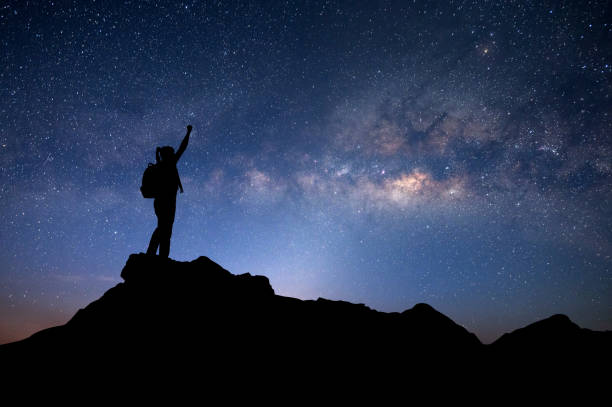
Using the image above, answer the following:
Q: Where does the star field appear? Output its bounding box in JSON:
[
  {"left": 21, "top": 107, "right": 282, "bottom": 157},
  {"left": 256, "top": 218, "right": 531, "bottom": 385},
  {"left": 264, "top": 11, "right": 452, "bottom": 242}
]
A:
[{"left": 1, "top": 0, "right": 611, "bottom": 344}]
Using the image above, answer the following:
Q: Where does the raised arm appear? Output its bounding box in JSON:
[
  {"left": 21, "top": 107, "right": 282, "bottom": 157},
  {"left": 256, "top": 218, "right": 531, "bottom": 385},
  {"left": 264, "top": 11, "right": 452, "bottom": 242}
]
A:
[{"left": 175, "top": 125, "right": 192, "bottom": 162}]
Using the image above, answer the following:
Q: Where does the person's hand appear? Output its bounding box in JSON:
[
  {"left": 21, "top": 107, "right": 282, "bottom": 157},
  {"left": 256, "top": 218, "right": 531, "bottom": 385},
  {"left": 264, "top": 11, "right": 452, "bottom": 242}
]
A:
[{"left": 187, "top": 125, "right": 193, "bottom": 133}]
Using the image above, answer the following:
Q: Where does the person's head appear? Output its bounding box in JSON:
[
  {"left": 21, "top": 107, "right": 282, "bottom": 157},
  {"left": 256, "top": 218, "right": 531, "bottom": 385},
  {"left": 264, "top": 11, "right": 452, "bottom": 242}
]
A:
[{"left": 158, "top": 146, "right": 175, "bottom": 162}]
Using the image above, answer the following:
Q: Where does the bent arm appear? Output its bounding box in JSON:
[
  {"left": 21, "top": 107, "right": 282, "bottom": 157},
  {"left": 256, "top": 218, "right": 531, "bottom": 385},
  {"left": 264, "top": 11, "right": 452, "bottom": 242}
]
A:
[{"left": 175, "top": 125, "right": 192, "bottom": 162}]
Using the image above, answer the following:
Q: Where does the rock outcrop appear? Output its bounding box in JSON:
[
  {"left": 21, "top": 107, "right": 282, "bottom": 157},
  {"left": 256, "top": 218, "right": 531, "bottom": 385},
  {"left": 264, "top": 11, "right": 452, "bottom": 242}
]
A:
[{"left": 2, "top": 253, "right": 610, "bottom": 380}]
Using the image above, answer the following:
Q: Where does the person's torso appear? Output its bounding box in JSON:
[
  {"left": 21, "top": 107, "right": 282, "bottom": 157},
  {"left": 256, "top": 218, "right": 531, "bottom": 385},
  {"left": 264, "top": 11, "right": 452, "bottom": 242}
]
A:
[{"left": 157, "top": 160, "right": 180, "bottom": 196}]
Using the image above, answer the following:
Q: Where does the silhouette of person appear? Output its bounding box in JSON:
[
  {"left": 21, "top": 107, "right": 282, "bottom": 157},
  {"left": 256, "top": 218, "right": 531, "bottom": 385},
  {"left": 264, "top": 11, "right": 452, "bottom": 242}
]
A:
[{"left": 146, "top": 125, "right": 192, "bottom": 258}]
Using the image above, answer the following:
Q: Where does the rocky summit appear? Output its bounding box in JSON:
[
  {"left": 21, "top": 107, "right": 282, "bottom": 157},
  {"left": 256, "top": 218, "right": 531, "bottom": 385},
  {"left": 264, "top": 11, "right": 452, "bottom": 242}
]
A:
[{"left": 2, "top": 253, "right": 610, "bottom": 379}]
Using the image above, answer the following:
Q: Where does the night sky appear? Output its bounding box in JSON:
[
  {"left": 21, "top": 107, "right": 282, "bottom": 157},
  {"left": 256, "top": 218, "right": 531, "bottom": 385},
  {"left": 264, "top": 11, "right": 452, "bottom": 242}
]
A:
[{"left": 1, "top": 0, "right": 611, "bottom": 345}]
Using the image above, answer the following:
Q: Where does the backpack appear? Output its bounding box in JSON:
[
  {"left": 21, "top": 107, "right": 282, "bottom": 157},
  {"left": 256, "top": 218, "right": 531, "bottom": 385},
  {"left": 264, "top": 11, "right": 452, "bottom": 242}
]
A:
[
  {"left": 140, "top": 163, "right": 160, "bottom": 198},
  {"left": 140, "top": 162, "right": 184, "bottom": 198}
]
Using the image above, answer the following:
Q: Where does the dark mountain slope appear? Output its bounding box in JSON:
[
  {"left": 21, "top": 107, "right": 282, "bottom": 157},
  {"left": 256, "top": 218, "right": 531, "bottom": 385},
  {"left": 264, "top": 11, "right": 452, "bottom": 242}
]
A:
[{"left": 2, "top": 253, "right": 610, "bottom": 380}]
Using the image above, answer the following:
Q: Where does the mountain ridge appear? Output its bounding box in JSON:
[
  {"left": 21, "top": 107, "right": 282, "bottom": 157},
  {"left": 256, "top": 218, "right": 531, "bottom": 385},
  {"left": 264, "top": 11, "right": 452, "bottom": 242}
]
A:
[{"left": 2, "top": 253, "right": 610, "bottom": 376}]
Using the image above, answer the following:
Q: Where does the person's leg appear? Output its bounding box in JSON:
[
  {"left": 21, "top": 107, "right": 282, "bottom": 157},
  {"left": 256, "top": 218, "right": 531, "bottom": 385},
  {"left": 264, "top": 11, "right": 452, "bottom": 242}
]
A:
[
  {"left": 158, "top": 199, "right": 176, "bottom": 258},
  {"left": 147, "top": 200, "right": 161, "bottom": 255},
  {"left": 147, "top": 227, "right": 160, "bottom": 255}
]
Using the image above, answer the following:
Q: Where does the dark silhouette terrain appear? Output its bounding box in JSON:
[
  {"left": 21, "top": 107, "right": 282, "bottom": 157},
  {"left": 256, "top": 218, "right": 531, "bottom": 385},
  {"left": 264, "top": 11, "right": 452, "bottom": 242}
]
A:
[{"left": 2, "top": 254, "right": 610, "bottom": 382}]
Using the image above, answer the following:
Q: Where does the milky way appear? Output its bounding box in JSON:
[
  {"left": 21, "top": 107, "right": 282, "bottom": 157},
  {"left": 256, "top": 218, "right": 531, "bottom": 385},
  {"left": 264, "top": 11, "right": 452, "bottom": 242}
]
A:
[{"left": 1, "top": 1, "right": 611, "bottom": 344}]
